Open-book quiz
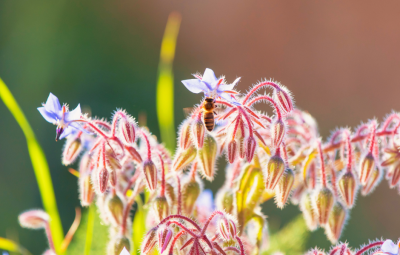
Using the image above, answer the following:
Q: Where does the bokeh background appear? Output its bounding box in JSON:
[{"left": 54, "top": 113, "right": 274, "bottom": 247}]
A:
[{"left": 1, "top": 0, "right": 400, "bottom": 254}]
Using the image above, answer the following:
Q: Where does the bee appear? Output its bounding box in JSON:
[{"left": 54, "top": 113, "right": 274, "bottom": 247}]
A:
[{"left": 202, "top": 97, "right": 217, "bottom": 131}]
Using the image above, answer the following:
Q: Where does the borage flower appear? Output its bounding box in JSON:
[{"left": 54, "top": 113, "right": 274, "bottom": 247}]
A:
[
  {"left": 374, "top": 239, "right": 400, "bottom": 255},
  {"left": 38, "top": 93, "right": 86, "bottom": 141}
]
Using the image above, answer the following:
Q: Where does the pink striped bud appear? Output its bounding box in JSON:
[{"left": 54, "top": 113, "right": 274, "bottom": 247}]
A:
[
  {"left": 275, "top": 168, "right": 295, "bottom": 209},
  {"left": 325, "top": 202, "right": 347, "bottom": 244},
  {"left": 120, "top": 118, "right": 136, "bottom": 145},
  {"left": 338, "top": 171, "right": 357, "bottom": 208},
  {"left": 126, "top": 146, "right": 142, "bottom": 163},
  {"left": 172, "top": 145, "right": 197, "bottom": 171},
  {"left": 182, "top": 179, "right": 201, "bottom": 215},
  {"left": 179, "top": 119, "right": 192, "bottom": 150},
  {"left": 359, "top": 152, "right": 375, "bottom": 185},
  {"left": 108, "top": 235, "right": 131, "bottom": 255},
  {"left": 106, "top": 194, "right": 124, "bottom": 226},
  {"left": 238, "top": 137, "right": 246, "bottom": 159},
  {"left": 218, "top": 219, "right": 237, "bottom": 240},
  {"left": 329, "top": 243, "right": 352, "bottom": 255},
  {"left": 273, "top": 86, "right": 293, "bottom": 115},
  {"left": 245, "top": 136, "right": 257, "bottom": 162},
  {"left": 390, "top": 164, "right": 400, "bottom": 188},
  {"left": 109, "top": 169, "right": 117, "bottom": 187},
  {"left": 300, "top": 192, "right": 318, "bottom": 231},
  {"left": 106, "top": 150, "right": 122, "bottom": 171},
  {"left": 265, "top": 153, "right": 285, "bottom": 190},
  {"left": 227, "top": 140, "right": 237, "bottom": 163},
  {"left": 158, "top": 226, "right": 173, "bottom": 253},
  {"left": 79, "top": 174, "right": 95, "bottom": 206},
  {"left": 361, "top": 167, "right": 382, "bottom": 196},
  {"left": 312, "top": 187, "right": 335, "bottom": 225},
  {"left": 62, "top": 137, "right": 82, "bottom": 165},
  {"left": 271, "top": 118, "right": 285, "bottom": 148},
  {"left": 153, "top": 196, "right": 169, "bottom": 222},
  {"left": 98, "top": 168, "right": 109, "bottom": 193},
  {"left": 141, "top": 228, "right": 157, "bottom": 254},
  {"left": 18, "top": 210, "right": 49, "bottom": 229},
  {"left": 143, "top": 159, "right": 157, "bottom": 191},
  {"left": 192, "top": 115, "right": 205, "bottom": 148},
  {"left": 198, "top": 135, "right": 218, "bottom": 180}
]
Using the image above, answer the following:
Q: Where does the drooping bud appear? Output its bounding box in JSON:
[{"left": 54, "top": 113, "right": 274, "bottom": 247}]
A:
[
  {"left": 18, "top": 210, "right": 49, "bottom": 229},
  {"left": 141, "top": 228, "right": 157, "bottom": 254},
  {"left": 120, "top": 117, "right": 136, "bottom": 145},
  {"left": 275, "top": 168, "right": 295, "bottom": 209},
  {"left": 245, "top": 136, "right": 257, "bottom": 162},
  {"left": 179, "top": 119, "right": 192, "bottom": 150},
  {"left": 361, "top": 166, "right": 382, "bottom": 196},
  {"left": 198, "top": 135, "right": 218, "bottom": 180},
  {"left": 238, "top": 137, "right": 246, "bottom": 159},
  {"left": 265, "top": 152, "right": 285, "bottom": 190},
  {"left": 143, "top": 159, "right": 157, "bottom": 191},
  {"left": 165, "top": 182, "right": 176, "bottom": 209},
  {"left": 172, "top": 145, "right": 197, "bottom": 171},
  {"left": 328, "top": 243, "right": 352, "bottom": 255},
  {"left": 390, "top": 164, "right": 400, "bottom": 188},
  {"left": 106, "top": 150, "right": 122, "bottom": 171},
  {"left": 126, "top": 146, "right": 142, "bottom": 163},
  {"left": 359, "top": 152, "right": 375, "bottom": 185},
  {"left": 227, "top": 140, "right": 238, "bottom": 164},
  {"left": 273, "top": 86, "right": 293, "bottom": 115},
  {"left": 105, "top": 194, "right": 124, "bottom": 225},
  {"left": 62, "top": 137, "right": 82, "bottom": 165},
  {"left": 98, "top": 168, "right": 109, "bottom": 193},
  {"left": 109, "top": 169, "right": 117, "bottom": 187},
  {"left": 182, "top": 179, "right": 201, "bottom": 215},
  {"left": 325, "top": 202, "right": 347, "bottom": 244},
  {"left": 158, "top": 226, "right": 173, "bottom": 254},
  {"left": 79, "top": 174, "right": 95, "bottom": 206},
  {"left": 192, "top": 114, "right": 205, "bottom": 148},
  {"left": 153, "top": 196, "right": 169, "bottom": 222},
  {"left": 338, "top": 171, "right": 358, "bottom": 208},
  {"left": 312, "top": 187, "right": 335, "bottom": 225},
  {"left": 218, "top": 219, "right": 237, "bottom": 240},
  {"left": 216, "top": 188, "right": 234, "bottom": 214},
  {"left": 108, "top": 235, "right": 131, "bottom": 255},
  {"left": 300, "top": 192, "right": 318, "bottom": 231},
  {"left": 271, "top": 118, "right": 285, "bottom": 148}
]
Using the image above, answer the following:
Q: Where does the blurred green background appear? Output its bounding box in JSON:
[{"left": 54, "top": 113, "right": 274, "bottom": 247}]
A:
[{"left": 1, "top": 0, "right": 400, "bottom": 254}]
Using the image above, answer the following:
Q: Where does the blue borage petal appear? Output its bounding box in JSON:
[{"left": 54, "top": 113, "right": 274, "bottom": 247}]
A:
[
  {"left": 381, "top": 240, "right": 399, "bottom": 254},
  {"left": 202, "top": 68, "right": 218, "bottom": 89},
  {"left": 59, "top": 126, "right": 74, "bottom": 140},
  {"left": 64, "top": 104, "right": 82, "bottom": 122},
  {"left": 44, "top": 93, "right": 62, "bottom": 114},
  {"left": 181, "top": 79, "right": 210, "bottom": 94},
  {"left": 37, "top": 107, "right": 59, "bottom": 123}
]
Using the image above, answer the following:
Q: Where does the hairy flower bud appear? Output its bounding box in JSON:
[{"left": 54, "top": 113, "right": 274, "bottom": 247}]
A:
[
  {"left": 108, "top": 235, "right": 131, "bottom": 255},
  {"left": 245, "top": 136, "right": 257, "bottom": 162},
  {"left": 300, "top": 192, "right": 318, "bottom": 231},
  {"left": 109, "top": 169, "right": 117, "bottom": 187},
  {"left": 172, "top": 145, "right": 197, "bottom": 171},
  {"left": 216, "top": 188, "right": 234, "bottom": 214},
  {"left": 126, "top": 146, "right": 142, "bottom": 163},
  {"left": 179, "top": 119, "right": 192, "bottom": 150},
  {"left": 165, "top": 182, "right": 176, "bottom": 208},
  {"left": 275, "top": 168, "right": 295, "bottom": 209},
  {"left": 18, "top": 210, "right": 49, "bottom": 229},
  {"left": 198, "top": 135, "right": 218, "bottom": 180},
  {"left": 359, "top": 152, "right": 375, "bottom": 185},
  {"left": 265, "top": 153, "right": 285, "bottom": 190},
  {"left": 141, "top": 228, "right": 157, "bottom": 254},
  {"left": 153, "top": 196, "right": 169, "bottom": 222},
  {"left": 390, "top": 164, "right": 400, "bottom": 188},
  {"left": 271, "top": 118, "right": 285, "bottom": 148},
  {"left": 227, "top": 140, "right": 238, "bottom": 164},
  {"left": 79, "top": 174, "right": 95, "bottom": 206},
  {"left": 273, "top": 86, "right": 293, "bottom": 115},
  {"left": 143, "top": 159, "right": 157, "bottom": 191},
  {"left": 304, "top": 249, "right": 326, "bottom": 255},
  {"left": 106, "top": 194, "right": 124, "bottom": 226},
  {"left": 192, "top": 115, "right": 205, "bottom": 148},
  {"left": 238, "top": 137, "right": 246, "bottom": 159},
  {"left": 182, "top": 179, "right": 201, "bottom": 215},
  {"left": 158, "top": 225, "right": 173, "bottom": 253},
  {"left": 338, "top": 171, "right": 358, "bottom": 208},
  {"left": 325, "top": 202, "right": 347, "bottom": 244},
  {"left": 98, "top": 168, "right": 109, "bottom": 193},
  {"left": 329, "top": 243, "right": 352, "bottom": 255},
  {"left": 62, "top": 137, "right": 82, "bottom": 165},
  {"left": 218, "top": 219, "right": 237, "bottom": 240},
  {"left": 361, "top": 166, "right": 382, "bottom": 196},
  {"left": 313, "top": 187, "right": 335, "bottom": 225},
  {"left": 120, "top": 118, "right": 136, "bottom": 145}
]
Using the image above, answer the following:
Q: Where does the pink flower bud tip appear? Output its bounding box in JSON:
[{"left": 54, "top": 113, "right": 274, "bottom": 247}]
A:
[
  {"left": 227, "top": 140, "right": 237, "bottom": 164},
  {"left": 274, "top": 86, "right": 293, "bottom": 115},
  {"left": 98, "top": 168, "right": 109, "bottom": 193},
  {"left": 158, "top": 226, "right": 173, "bottom": 253},
  {"left": 18, "top": 210, "right": 49, "bottom": 229},
  {"left": 218, "top": 218, "right": 237, "bottom": 240},
  {"left": 120, "top": 117, "right": 136, "bottom": 145},
  {"left": 141, "top": 228, "right": 157, "bottom": 254},
  {"left": 271, "top": 118, "right": 286, "bottom": 148},
  {"left": 143, "top": 159, "right": 158, "bottom": 191},
  {"left": 245, "top": 136, "right": 257, "bottom": 162}
]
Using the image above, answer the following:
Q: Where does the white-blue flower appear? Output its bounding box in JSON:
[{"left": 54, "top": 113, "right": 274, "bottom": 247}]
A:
[
  {"left": 379, "top": 239, "right": 399, "bottom": 255},
  {"left": 38, "top": 93, "right": 86, "bottom": 141},
  {"left": 181, "top": 68, "right": 241, "bottom": 105}
]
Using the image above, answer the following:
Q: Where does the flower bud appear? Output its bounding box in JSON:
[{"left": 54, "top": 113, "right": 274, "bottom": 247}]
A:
[
  {"left": 153, "top": 196, "right": 169, "bottom": 222},
  {"left": 62, "top": 137, "right": 82, "bottom": 165},
  {"left": 106, "top": 194, "right": 124, "bottom": 225},
  {"left": 359, "top": 152, "right": 375, "bottom": 185},
  {"left": 18, "top": 210, "right": 49, "bottom": 229},
  {"left": 390, "top": 164, "right": 400, "bottom": 188},
  {"left": 312, "top": 187, "right": 335, "bottom": 225},
  {"left": 143, "top": 159, "right": 157, "bottom": 191},
  {"left": 273, "top": 87, "right": 293, "bottom": 115},
  {"left": 227, "top": 140, "right": 237, "bottom": 163},
  {"left": 179, "top": 119, "right": 192, "bottom": 150},
  {"left": 275, "top": 168, "right": 295, "bottom": 209},
  {"left": 126, "top": 146, "right": 142, "bottom": 163},
  {"left": 120, "top": 118, "right": 136, "bottom": 145},
  {"left": 198, "top": 135, "right": 218, "bottom": 180},
  {"left": 218, "top": 219, "right": 237, "bottom": 240},
  {"left": 141, "top": 228, "right": 157, "bottom": 254},
  {"left": 361, "top": 166, "right": 382, "bottom": 196},
  {"left": 79, "top": 174, "right": 95, "bottom": 206},
  {"left": 109, "top": 169, "right": 117, "bottom": 187},
  {"left": 98, "top": 168, "right": 109, "bottom": 193},
  {"left": 238, "top": 137, "right": 246, "bottom": 159},
  {"left": 108, "top": 235, "right": 131, "bottom": 255},
  {"left": 325, "top": 202, "right": 347, "bottom": 244},
  {"left": 158, "top": 225, "right": 173, "bottom": 253},
  {"left": 338, "top": 171, "right": 358, "bottom": 208},
  {"left": 300, "top": 192, "right": 318, "bottom": 231},
  {"left": 216, "top": 188, "right": 234, "bottom": 214},
  {"left": 265, "top": 153, "right": 285, "bottom": 190},
  {"left": 182, "top": 179, "right": 201, "bottom": 215},
  {"left": 192, "top": 115, "right": 205, "bottom": 148},
  {"left": 165, "top": 182, "right": 176, "bottom": 208},
  {"left": 329, "top": 243, "right": 352, "bottom": 255},
  {"left": 304, "top": 249, "right": 326, "bottom": 255},
  {"left": 245, "top": 136, "right": 257, "bottom": 162},
  {"left": 271, "top": 118, "right": 285, "bottom": 148},
  {"left": 172, "top": 145, "right": 197, "bottom": 171},
  {"left": 106, "top": 150, "right": 122, "bottom": 171}
]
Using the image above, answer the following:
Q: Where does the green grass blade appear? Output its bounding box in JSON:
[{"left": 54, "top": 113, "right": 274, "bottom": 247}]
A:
[
  {"left": 156, "top": 12, "right": 181, "bottom": 152},
  {"left": 84, "top": 204, "right": 95, "bottom": 255},
  {"left": 0, "top": 77, "right": 64, "bottom": 253},
  {"left": 0, "top": 237, "right": 32, "bottom": 255}
]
